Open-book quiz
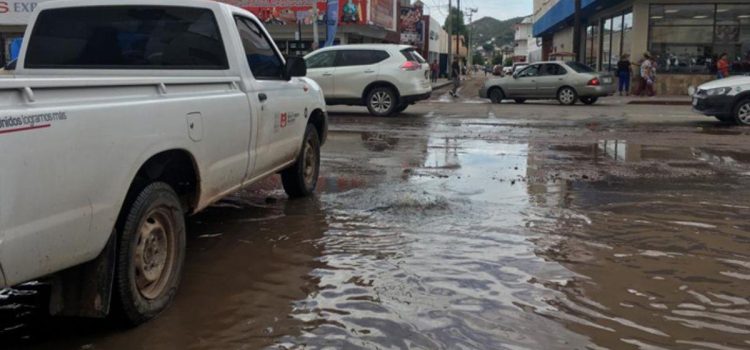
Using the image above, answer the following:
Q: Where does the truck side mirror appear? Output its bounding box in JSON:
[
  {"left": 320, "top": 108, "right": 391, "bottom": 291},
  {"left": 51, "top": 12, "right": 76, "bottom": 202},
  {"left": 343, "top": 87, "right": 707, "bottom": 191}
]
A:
[{"left": 284, "top": 57, "right": 307, "bottom": 80}]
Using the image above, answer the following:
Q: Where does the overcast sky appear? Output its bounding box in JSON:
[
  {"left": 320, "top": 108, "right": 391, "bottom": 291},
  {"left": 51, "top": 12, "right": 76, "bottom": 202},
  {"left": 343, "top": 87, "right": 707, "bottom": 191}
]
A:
[{"left": 422, "top": 0, "right": 533, "bottom": 25}]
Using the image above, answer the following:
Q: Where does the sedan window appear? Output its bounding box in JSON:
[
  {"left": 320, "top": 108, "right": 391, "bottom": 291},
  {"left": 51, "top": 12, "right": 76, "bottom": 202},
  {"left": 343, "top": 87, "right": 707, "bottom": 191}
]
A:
[
  {"left": 542, "top": 64, "right": 567, "bottom": 76},
  {"left": 517, "top": 65, "right": 541, "bottom": 77}
]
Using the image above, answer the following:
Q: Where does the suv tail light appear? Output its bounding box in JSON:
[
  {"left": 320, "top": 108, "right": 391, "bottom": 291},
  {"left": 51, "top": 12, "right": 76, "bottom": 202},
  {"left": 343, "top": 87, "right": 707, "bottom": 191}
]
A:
[
  {"left": 401, "top": 61, "right": 421, "bottom": 71},
  {"left": 587, "top": 78, "right": 601, "bottom": 86}
]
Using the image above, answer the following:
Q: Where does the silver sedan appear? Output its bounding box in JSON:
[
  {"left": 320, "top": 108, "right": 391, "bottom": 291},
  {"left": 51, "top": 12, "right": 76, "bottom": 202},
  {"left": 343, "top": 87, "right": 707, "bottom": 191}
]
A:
[{"left": 479, "top": 61, "right": 616, "bottom": 105}]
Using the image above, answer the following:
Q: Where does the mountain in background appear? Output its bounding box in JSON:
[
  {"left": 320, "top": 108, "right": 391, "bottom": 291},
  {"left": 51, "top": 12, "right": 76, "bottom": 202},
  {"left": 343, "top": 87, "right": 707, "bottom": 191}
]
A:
[{"left": 468, "top": 16, "right": 526, "bottom": 48}]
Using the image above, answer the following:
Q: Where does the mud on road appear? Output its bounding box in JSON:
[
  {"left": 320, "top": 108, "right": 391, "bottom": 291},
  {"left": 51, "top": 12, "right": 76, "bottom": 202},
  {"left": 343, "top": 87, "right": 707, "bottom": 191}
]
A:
[{"left": 3, "top": 86, "right": 750, "bottom": 350}]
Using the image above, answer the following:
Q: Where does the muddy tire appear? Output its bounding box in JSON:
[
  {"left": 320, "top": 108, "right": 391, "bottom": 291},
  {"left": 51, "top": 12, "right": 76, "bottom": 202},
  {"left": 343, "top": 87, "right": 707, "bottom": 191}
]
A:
[
  {"left": 282, "top": 125, "right": 320, "bottom": 198},
  {"left": 366, "top": 87, "right": 397, "bottom": 117},
  {"left": 580, "top": 97, "right": 598, "bottom": 105},
  {"left": 514, "top": 98, "right": 526, "bottom": 104},
  {"left": 114, "top": 182, "right": 186, "bottom": 326},
  {"left": 734, "top": 99, "right": 750, "bottom": 126},
  {"left": 489, "top": 88, "right": 504, "bottom": 104},
  {"left": 557, "top": 87, "right": 578, "bottom": 105}
]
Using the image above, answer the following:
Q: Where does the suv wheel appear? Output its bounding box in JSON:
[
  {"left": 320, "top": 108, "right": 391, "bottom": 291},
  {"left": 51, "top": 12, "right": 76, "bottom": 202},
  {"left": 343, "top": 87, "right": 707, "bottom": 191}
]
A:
[
  {"left": 366, "top": 87, "right": 397, "bottom": 116},
  {"left": 734, "top": 99, "right": 750, "bottom": 126},
  {"left": 557, "top": 87, "right": 578, "bottom": 105}
]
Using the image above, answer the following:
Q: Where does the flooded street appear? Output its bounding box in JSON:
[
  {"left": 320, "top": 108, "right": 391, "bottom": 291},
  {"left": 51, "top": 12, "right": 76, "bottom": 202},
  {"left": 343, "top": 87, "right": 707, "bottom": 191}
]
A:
[{"left": 3, "top": 85, "right": 750, "bottom": 349}]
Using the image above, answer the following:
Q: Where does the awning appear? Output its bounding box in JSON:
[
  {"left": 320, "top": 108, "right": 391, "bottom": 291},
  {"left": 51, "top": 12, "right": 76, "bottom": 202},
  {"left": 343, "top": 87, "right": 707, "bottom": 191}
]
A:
[{"left": 533, "top": 0, "right": 625, "bottom": 37}]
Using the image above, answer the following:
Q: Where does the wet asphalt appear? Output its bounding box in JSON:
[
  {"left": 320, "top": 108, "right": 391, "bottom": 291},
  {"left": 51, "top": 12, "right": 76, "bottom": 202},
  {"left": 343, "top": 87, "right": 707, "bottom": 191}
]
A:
[{"left": 2, "top": 78, "right": 750, "bottom": 350}]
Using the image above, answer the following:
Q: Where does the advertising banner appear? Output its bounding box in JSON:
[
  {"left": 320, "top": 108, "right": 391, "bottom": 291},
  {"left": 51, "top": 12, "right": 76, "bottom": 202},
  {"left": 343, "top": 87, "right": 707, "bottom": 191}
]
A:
[
  {"left": 399, "top": 5, "right": 423, "bottom": 47},
  {"left": 220, "top": 0, "right": 365, "bottom": 26},
  {"left": 0, "top": 0, "right": 52, "bottom": 25},
  {"left": 324, "top": 0, "right": 338, "bottom": 47},
  {"left": 370, "top": 0, "right": 394, "bottom": 31}
]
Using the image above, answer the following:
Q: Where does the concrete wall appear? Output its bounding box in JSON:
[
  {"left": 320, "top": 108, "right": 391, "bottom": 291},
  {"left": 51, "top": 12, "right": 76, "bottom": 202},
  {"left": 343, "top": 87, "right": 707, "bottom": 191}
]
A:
[{"left": 553, "top": 27, "right": 574, "bottom": 54}]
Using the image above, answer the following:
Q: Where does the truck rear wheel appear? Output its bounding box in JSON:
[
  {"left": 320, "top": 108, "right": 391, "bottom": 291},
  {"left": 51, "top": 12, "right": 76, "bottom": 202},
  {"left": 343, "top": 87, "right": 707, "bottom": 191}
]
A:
[
  {"left": 114, "top": 182, "right": 186, "bottom": 326},
  {"left": 282, "top": 125, "right": 320, "bottom": 198}
]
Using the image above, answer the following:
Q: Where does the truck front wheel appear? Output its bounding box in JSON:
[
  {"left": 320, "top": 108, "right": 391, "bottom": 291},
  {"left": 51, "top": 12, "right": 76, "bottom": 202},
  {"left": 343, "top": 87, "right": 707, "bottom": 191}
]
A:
[
  {"left": 282, "top": 125, "right": 320, "bottom": 198},
  {"left": 114, "top": 182, "right": 186, "bottom": 326}
]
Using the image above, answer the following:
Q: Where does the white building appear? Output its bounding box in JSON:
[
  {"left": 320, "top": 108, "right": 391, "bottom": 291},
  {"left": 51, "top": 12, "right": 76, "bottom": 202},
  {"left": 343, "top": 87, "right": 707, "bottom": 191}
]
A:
[{"left": 514, "top": 16, "right": 541, "bottom": 63}]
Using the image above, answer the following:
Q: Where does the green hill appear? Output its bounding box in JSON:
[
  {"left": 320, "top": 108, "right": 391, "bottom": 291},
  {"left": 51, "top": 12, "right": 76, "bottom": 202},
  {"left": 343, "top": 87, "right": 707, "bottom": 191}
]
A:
[{"left": 469, "top": 16, "right": 526, "bottom": 48}]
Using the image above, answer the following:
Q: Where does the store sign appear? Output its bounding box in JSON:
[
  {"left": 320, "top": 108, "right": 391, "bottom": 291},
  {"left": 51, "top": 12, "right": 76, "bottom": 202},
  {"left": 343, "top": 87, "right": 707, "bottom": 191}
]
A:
[
  {"left": 370, "top": 0, "right": 394, "bottom": 31},
  {"left": 0, "top": 0, "right": 51, "bottom": 25},
  {"left": 399, "top": 5, "right": 423, "bottom": 46},
  {"left": 218, "top": 0, "right": 365, "bottom": 26}
]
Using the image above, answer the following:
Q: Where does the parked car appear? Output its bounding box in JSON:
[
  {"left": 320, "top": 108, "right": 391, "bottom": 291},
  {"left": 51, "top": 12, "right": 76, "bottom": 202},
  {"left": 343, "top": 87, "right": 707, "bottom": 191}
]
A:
[
  {"left": 691, "top": 76, "right": 750, "bottom": 125},
  {"left": 493, "top": 65, "right": 504, "bottom": 76},
  {"left": 304, "top": 44, "right": 432, "bottom": 116},
  {"left": 0, "top": 0, "right": 328, "bottom": 325},
  {"left": 480, "top": 61, "right": 616, "bottom": 105}
]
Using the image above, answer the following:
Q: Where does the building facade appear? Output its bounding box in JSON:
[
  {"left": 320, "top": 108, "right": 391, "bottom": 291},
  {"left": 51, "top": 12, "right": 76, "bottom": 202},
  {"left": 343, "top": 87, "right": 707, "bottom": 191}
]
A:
[
  {"left": 533, "top": 0, "right": 750, "bottom": 95},
  {"left": 515, "top": 16, "right": 542, "bottom": 63}
]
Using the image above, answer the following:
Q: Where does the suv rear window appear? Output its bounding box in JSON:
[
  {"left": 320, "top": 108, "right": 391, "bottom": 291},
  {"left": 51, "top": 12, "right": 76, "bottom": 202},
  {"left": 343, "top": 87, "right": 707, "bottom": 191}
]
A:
[
  {"left": 25, "top": 6, "right": 228, "bottom": 69},
  {"left": 566, "top": 61, "right": 595, "bottom": 73},
  {"left": 336, "top": 50, "right": 389, "bottom": 67},
  {"left": 401, "top": 48, "right": 426, "bottom": 63}
]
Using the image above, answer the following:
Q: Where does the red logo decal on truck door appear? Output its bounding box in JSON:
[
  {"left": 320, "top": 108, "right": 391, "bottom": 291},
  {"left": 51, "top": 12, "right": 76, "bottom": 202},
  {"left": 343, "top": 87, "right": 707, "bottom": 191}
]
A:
[{"left": 280, "top": 113, "right": 288, "bottom": 128}]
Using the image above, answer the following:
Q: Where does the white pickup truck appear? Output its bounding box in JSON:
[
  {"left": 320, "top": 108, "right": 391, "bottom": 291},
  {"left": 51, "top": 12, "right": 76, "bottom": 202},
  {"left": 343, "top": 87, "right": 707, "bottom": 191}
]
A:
[{"left": 0, "top": 0, "right": 327, "bottom": 325}]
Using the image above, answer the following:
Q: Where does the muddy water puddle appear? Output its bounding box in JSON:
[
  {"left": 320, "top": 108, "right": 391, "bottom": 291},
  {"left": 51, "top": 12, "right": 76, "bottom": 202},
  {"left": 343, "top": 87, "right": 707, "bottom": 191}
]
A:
[{"left": 2, "top": 121, "right": 750, "bottom": 350}]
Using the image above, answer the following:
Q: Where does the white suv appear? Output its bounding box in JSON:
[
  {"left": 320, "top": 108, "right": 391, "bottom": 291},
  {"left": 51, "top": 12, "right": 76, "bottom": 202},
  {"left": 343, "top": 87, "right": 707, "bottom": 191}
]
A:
[{"left": 304, "top": 44, "right": 432, "bottom": 116}]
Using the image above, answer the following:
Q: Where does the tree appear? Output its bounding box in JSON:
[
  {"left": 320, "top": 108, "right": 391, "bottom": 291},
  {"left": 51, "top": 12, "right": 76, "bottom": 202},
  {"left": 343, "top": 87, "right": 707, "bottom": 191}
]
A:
[
  {"left": 482, "top": 43, "right": 495, "bottom": 52},
  {"left": 443, "top": 7, "right": 467, "bottom": 37},
  {"left": 472, "top": 53, "right": 485, "bottom": 66},
  {"left": 492, "top": 54, "right": 503, "bottom": 65},
  {"left": 503, "top": 57, "right": 513, "bottom": 67}
]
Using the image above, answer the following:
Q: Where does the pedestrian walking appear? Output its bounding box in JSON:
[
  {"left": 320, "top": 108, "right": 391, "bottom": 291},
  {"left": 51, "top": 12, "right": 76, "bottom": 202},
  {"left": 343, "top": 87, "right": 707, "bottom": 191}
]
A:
[
  {"left": 450, "top": 58, "right": 461, "bottom": 97},
  {"left": 616, "top": 54, "right": 632, "bottom": 96},
  {"left": 636, "top": 52, "right": 655, "bottom": 97},
  {"left": 430, "top": 59, "right": 439, "bottom": 83},
  {"left": 717, "top": 53, "right": 730, "bottom": 79}
]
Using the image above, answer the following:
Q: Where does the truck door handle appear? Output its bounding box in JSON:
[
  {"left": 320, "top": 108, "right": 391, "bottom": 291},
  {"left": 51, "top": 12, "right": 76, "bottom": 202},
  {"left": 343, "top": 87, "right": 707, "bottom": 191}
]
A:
[
  {"left": 258, "top": 93, "right": 267, "bottom": 102},
  {"left": 322, "top": 73, "right": 333, "bottom": 76},
  {"left": 364, "top": 70, "right": 375, "bottom": 73}
]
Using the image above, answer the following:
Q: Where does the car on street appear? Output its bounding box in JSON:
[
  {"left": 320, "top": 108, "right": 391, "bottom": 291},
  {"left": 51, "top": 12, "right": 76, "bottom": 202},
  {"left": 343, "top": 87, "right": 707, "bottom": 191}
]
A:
[
  {"left": 480, "top": 61, "right": 616, "bottom": 105},
  {"left": 0, "top": 0, "right": 327, "bottom": 325},
  {"left": 304, "top": 44, "right": 432, "bottom": 117},
  {"left": 691, "top": 76, "right": 750, "bottom": 125}
]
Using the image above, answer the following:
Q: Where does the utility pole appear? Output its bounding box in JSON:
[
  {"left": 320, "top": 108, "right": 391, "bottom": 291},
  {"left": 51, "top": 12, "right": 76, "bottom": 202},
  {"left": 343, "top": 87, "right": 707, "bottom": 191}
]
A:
[
  {"left": 573, "top": 0, "right": 582, "bottom": 62},
  {"left": 455, "top": 0, "right": 460, "bottom": 60},
  {"left": 466, "top": 8, "right": 478, "bottom": 69},
  {"left": 448, "top": 0, "right": 453, "bottom": 73}
]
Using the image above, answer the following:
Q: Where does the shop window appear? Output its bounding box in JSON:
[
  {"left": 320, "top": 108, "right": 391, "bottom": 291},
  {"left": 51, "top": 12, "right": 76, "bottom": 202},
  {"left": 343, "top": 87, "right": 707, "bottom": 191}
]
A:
[{"left": 648, "top": 4, "right": 750, "bottom": 75}]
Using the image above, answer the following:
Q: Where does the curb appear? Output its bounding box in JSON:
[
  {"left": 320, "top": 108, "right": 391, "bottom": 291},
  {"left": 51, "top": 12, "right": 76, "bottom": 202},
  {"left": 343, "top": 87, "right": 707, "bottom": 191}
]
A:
[{"left": 432, "top": 82, "right": 453, "bottom": 90}]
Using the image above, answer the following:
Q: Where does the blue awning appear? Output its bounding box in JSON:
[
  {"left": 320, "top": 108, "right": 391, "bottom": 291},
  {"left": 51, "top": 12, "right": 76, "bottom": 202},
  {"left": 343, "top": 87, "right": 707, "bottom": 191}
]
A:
[{"left": 533, "top": 0, "right": 623, "bottom": 37}]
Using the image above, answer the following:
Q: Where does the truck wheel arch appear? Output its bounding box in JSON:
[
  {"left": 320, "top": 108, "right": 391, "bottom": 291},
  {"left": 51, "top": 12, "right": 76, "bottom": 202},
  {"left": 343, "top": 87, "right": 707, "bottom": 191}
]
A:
[
  {"left": 122, "top": 149, "right": 201, "bottom": 217},
  {"left": 308, "top": 108, "right": 327, "bottom": 145}
]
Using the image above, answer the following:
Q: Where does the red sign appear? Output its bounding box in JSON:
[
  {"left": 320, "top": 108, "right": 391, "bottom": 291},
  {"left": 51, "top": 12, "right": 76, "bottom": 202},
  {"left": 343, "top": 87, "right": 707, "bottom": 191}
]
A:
[{"left": 217, "top": 0, "right": 366, "bottom": 26}]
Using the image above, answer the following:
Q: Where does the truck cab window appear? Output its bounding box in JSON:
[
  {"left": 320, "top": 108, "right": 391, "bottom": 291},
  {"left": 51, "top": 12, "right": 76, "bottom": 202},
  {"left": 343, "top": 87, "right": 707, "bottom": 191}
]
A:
[{"left": 235, "top": 17, "right": 283, "bottom": 79}]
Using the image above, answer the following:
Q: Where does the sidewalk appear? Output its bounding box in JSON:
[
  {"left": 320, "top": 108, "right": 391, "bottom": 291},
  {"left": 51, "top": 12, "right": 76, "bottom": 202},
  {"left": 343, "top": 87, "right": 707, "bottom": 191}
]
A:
[{"left": 432, "top": 79, "right": 452, "bottom": 90}]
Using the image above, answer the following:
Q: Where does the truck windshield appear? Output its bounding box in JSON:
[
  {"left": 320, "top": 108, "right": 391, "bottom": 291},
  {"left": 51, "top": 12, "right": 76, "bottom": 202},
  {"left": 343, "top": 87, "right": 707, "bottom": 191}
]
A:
[{"left": 25, "top": 6, "right": 228, "bottom": 70}]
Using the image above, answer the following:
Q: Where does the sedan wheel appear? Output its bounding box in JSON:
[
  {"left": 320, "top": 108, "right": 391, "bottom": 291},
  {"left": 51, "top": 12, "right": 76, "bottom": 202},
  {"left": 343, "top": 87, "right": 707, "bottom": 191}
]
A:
[
  {"left": 489, "top": 88, "right": 504, "bottom": 104},
  {"left": 735, "top": 100, "right": 750, "bottom": 126},
  {"left": 557, "top": 87, "right": 578, "bottom": 106}
]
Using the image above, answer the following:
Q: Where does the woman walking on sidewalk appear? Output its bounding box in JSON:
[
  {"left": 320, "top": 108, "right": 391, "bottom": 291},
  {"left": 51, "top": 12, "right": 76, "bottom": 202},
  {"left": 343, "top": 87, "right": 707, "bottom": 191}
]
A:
[
  {"left": 636, "top": 52, "right": 655, "bottom": 97},
  {"left": 431, "top": 59, "right": 439, "bottom": 83},
  {"left": 616, "top": 54, "right": 632, "bottom": 96}
]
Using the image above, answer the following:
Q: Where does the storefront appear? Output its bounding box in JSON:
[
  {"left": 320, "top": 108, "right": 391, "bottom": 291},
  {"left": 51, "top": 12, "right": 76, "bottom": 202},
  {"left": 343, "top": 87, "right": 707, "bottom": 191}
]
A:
[
  {"left": 534, "top": 0, "right": 750, "bottom": 95},
  {"left": 0, "top": 0, "right": 52, "bottom": 64},
  {"left": 220, "top": 0, "right": 399, "bottom": 57}
]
